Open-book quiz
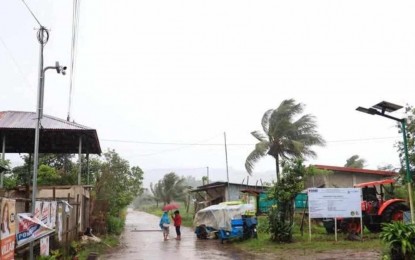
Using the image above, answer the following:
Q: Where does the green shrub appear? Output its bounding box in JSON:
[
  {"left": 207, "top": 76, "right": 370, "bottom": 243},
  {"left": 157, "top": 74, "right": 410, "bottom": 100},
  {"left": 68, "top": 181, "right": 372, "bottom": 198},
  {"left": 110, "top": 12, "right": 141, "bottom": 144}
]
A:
[
  {"left": 256, "top": 216, "right": 269, "bottom": 234},
  {"left": 107, "top": 215, "right": 125, "bottom": 235},
  {"left": 380, "top": 222, "right": 415, "bottom": 260},
  {"left": 268, "top": 205, "right": 293, "bottom": 242}
]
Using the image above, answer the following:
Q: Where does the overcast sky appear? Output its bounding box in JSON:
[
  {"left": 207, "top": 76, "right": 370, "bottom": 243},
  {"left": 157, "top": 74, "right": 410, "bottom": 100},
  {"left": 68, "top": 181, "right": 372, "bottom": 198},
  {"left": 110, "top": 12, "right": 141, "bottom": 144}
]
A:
[{"left": 1, "top": 0, "right": 415, "bottom": 187}]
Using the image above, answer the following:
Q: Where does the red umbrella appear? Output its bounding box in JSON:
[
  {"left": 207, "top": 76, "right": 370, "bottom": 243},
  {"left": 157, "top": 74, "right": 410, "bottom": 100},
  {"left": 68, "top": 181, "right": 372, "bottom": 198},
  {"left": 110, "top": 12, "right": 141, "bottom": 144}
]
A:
[{"left": 162, "top": 202, "right": 180, "bottom": 211}]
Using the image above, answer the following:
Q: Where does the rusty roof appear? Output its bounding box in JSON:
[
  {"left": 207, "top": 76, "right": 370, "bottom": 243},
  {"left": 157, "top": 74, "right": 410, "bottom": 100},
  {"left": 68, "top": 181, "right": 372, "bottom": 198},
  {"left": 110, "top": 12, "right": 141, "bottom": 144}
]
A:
[
  {"left": 0, "top": 111, "right": 101, "bottom": 154},
  {"left": 314, "top": 164, "right": 397, "bottom": 176}
]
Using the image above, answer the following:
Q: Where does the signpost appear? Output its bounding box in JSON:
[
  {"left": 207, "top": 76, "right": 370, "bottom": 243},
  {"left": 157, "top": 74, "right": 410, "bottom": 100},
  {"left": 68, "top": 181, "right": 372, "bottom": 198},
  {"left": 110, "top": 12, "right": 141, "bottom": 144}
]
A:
[{"left": 308, "top": 188, "right": 363, "bottom": 241}]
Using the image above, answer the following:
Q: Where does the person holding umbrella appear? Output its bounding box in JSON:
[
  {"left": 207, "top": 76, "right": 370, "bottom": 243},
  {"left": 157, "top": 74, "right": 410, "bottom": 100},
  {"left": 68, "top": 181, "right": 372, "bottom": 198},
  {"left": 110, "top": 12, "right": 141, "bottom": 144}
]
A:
[
  {"left": 171, "top": 210, "right": 182, "bottom": 240},
  {"left": 159, "top": 211, "right": 170, "bottom": 241}
]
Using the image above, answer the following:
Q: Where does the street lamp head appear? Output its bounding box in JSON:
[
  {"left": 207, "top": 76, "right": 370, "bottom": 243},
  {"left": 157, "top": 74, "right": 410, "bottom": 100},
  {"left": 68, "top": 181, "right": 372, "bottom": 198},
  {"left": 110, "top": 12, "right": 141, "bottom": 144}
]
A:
[
  {"left": 373, "top": 101, "right": 403, "bottom": 113},
  {"left": 356, "top": 106, "right": 377, "bottom": 115}
]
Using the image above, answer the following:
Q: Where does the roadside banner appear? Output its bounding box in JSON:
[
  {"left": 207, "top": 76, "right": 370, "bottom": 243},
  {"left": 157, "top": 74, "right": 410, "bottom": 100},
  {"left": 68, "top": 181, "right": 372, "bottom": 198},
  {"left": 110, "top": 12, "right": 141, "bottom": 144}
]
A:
[
  {"left": 34, "top": 201, "right": 42, "bottom": 219},
  {"left": 41, "top": 201, "right": 51, "bottom": 226},
  {"left": 16, "top": 213, "right": 54, "bottom": 247},
  {"left": 1, "top": 198, "right": 16, "bottom": 260},
  {"left": 40, "top": 236, "right": 50, "bottom": 256}
]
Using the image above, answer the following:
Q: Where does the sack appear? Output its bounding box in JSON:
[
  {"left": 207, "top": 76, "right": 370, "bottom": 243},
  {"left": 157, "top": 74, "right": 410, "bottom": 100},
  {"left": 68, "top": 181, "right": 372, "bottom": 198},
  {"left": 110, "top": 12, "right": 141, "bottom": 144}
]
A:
[{"left": 163, "top": 223, "right": 170, "bottom": 228}]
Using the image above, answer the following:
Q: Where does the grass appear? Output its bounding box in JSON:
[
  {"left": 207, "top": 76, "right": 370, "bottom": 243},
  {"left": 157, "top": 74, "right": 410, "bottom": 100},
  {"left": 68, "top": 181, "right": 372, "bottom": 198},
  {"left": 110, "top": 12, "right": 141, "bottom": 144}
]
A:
[
  {"left": 76, "top": 235, "right": 120, "bottom": 260},
  {"left": 140, "top": 204, "right": 386, "bottom": 257},
  {"left": 234, "top": 215, "right": 384, "bottom": 256}
]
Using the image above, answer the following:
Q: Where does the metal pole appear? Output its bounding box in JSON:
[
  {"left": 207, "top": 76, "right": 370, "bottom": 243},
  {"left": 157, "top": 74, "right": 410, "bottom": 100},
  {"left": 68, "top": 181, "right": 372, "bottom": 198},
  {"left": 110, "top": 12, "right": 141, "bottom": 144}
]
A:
[
  {"left": 1, "top": 134, "right": 5, "bottom": 188},
  {"left": 78, "top": 136, "right": 82, "bottom": 185},
  {"left": 30, "top": 26, "right": 46, "bottom": 260},
  {"left": 224, "top": 132, "right": 230, "bottom": 201},
  {"left": 402, "top": 120, "right": 415, "bottom": 223},
  {"left": 206, "top": 166, "right": 209, "bottom": 184}
]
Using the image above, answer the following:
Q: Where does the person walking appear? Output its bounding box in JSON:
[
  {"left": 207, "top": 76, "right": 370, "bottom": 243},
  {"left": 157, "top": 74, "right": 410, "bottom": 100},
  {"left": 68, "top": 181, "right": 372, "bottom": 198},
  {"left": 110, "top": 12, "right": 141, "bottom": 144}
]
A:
[
  {"left": 171, "top": 210, "right": 182, "bottom": 240},
  {"left": 159, "top": 211, "right": 170, "bottom": 241}
]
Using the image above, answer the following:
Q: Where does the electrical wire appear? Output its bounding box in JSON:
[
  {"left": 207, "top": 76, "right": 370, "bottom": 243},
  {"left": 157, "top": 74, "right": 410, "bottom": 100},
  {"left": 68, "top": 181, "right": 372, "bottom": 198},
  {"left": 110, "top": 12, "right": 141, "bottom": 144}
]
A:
[
  {"left": 67, "top": 0, "right": 81, "bottom": 121},
  {"left": 100, "top": 136, "right": 397, "bottom": 146},
  {"left": 20, "top": 0, "right": 42, "bottom": 27}
]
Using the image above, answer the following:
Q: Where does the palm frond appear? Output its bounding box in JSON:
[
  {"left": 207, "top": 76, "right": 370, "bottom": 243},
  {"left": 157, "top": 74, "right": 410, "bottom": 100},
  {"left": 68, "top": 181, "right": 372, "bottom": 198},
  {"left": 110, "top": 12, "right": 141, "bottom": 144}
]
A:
[
  {"left": 261, "top": 109, "right": 273, "bottom": 133},
  {"left": 251, "top": 130, "right": 267, "bottom": 142},
  {"left": 245, "top": 141, "right": 269, "bottom": 175}
]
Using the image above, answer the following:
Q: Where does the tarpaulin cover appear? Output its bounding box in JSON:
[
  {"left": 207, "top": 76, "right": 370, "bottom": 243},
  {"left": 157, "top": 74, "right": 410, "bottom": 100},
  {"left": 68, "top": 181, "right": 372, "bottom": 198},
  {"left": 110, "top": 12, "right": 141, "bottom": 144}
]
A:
[{"left": 193, "top": 203, "right": 254, "bottom": 231}]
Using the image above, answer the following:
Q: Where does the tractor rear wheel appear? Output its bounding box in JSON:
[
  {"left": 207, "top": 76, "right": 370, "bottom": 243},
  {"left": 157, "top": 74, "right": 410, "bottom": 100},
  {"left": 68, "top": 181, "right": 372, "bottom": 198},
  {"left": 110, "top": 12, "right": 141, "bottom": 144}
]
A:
[{"left": 382, "top": 203, "right": 409, "bottom": 223}]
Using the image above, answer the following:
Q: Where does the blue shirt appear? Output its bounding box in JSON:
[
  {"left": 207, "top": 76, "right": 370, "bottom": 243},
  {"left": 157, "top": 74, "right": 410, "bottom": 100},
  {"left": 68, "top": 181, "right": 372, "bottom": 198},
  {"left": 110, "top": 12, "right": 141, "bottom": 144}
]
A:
[{"left": 159, "top": 212, "right": 170, "bottom": 229}]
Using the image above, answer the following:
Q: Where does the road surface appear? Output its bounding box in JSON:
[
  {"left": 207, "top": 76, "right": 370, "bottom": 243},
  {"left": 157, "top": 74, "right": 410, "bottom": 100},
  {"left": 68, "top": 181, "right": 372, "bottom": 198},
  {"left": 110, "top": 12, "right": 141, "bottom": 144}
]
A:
[{"left": 101, "top": 209, "right": 256, "bottom": 259}]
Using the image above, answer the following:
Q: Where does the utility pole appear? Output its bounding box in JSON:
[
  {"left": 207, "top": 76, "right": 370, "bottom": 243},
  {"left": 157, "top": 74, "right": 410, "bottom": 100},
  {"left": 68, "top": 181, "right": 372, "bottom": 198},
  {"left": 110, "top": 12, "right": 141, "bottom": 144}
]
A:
[
  {"left": 206, "top": 166, "right": 209, "bottom": 184},
  {"left": 224, "top": 132, "right": 230, "bottom": 201},
  {"left": 30, "top": 26, "right": 47, "bottom": 260}
]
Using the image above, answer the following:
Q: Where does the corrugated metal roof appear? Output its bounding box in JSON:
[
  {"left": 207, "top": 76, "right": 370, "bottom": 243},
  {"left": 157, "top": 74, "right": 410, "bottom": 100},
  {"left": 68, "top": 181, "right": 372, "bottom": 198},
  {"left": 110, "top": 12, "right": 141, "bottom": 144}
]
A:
[
  {"left": 0, "top": 111, "right": 101, "bottom": 154},
  {"left": 0, "top": 111, "right": 92, "bottom": 130},
  {"left": 314, "top": 164, "right": 397, "bottom": 176}
]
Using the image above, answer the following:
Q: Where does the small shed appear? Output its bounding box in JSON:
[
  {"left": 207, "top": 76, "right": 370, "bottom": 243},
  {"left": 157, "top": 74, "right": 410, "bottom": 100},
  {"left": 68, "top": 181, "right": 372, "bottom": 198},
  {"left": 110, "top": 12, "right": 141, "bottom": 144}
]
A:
[{"left": 191, "top": 181, "right": 267, "bottom": 213}]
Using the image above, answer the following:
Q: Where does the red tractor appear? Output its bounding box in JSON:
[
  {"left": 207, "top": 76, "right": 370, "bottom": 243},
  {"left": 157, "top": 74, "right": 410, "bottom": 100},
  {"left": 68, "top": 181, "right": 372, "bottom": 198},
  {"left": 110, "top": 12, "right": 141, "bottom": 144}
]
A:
[{"left": 324, "top": 179, "right": 409, "bottom": 234}]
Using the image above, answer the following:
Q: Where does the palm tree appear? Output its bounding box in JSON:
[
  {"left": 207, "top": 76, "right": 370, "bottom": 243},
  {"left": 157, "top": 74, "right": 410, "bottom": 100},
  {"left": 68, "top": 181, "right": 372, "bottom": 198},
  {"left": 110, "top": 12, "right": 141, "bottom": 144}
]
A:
[
  {"left": 245, "top": 99, "right": 325, "bottom": 182},
  {"left": 150, "top": 172, "right": 186, "bottom": 205}
]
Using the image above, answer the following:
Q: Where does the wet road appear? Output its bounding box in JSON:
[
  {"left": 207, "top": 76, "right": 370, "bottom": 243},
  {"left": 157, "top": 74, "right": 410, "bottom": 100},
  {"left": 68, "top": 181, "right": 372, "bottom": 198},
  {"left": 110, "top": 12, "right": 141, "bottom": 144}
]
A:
[{"left": 102, "top": 209, "right": 256, "bottom": 260}]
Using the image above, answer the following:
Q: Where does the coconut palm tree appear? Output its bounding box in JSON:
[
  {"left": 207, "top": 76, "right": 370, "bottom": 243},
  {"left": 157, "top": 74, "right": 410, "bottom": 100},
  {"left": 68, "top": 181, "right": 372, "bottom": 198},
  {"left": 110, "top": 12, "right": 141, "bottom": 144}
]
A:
[
  {"left": 245, "top": 99, "right": 325, "bottom": 182},
  {"left": 151, "top": 172, "right": 186, "bottom": 205}
]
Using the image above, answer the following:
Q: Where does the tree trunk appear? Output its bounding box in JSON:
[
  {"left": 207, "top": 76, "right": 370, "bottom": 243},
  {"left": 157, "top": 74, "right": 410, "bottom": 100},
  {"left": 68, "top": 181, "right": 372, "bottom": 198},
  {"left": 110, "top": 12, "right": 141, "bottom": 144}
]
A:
[{"left": 275, "top": 154, "right": 280, "bottom": 182}]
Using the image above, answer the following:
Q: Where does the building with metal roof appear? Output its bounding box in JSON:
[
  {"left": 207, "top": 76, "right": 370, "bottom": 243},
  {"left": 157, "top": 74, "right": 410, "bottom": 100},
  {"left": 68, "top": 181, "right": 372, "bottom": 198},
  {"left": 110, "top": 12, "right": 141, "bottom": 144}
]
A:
[
  {"left": 307, "top": 164, "right": 398, "bottom": 188},
  {"left": 0, "top": 111, "right": 101, "bottom": 154}
]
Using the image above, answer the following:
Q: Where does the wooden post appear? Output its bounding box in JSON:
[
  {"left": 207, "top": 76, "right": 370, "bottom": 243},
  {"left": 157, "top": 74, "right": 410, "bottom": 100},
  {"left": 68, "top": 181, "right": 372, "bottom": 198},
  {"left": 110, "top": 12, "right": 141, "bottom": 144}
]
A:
[{"left": 76, "top": 194, "right": 80, "bottom": 234}]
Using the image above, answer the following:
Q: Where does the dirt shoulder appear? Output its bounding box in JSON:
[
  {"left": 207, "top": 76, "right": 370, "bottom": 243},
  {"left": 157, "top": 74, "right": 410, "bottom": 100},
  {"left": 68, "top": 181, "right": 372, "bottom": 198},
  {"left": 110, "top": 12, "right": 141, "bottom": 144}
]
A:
[{"left": 250, "top": 249, "right": 381, "bottom": 260}]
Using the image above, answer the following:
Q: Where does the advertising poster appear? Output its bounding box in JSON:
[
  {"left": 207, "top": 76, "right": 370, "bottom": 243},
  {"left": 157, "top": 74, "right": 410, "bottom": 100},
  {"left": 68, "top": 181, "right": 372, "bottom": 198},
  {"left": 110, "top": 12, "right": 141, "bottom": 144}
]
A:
[
  {"left": 50, "top": 201, "right": 57, "bottom": 229},
  {"left": 40, "top": 201, "right": 51, "bottom": 257},
  {"left": 41, "top": 201, "right": 50, "bottom": 226},
  {"left": 40, "top": 237, "right": 49, "bottom": 256},
  {"left": 16, "top": 213, "right": 53, "bottom": 246},
  {"left": 0, "top": 198, "right": 16, "bottom": 260},
  {"left": 34, "top": 201, "right": 42, "bottom": 220}
]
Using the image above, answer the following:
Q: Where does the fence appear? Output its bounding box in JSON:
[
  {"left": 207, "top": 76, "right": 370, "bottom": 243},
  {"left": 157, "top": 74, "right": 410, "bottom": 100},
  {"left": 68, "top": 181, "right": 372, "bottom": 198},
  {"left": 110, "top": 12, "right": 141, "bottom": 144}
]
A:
[{"left": 1, "top": 185, "right": 93, "bottom": 258}]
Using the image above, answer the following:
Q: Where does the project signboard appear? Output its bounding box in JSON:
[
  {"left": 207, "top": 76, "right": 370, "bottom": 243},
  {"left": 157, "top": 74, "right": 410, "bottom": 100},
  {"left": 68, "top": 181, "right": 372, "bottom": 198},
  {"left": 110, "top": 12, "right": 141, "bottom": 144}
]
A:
[{"left": 308, "top": 188, "right": 362, "bottom": 219}]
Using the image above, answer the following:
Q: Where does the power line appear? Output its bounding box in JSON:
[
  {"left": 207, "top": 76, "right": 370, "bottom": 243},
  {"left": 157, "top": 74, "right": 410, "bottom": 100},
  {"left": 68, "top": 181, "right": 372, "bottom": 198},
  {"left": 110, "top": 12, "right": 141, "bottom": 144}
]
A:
[
  {"left": 20, "top": 0, "right": 42, "bottom": 27},
  {"left": 100, "top": 136, "right": 397, "bottom": 146},
  {"left": 67, "top": 0, "right": 81, "bottom": 121}
]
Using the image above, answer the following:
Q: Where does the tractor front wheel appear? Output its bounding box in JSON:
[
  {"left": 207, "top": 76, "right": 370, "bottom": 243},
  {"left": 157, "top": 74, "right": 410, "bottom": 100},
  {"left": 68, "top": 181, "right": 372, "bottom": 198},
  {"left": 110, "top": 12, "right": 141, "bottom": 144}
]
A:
[
  {"left": 363, "top": 216, "right": 382, "bottom": 233},
  {"left": 382, "top": 203, "right": 409, "bottom": 223},
  {"left": 340, "top": 218, "right": 361, "bottom": 234}
]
